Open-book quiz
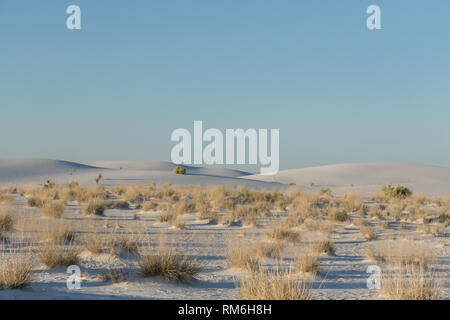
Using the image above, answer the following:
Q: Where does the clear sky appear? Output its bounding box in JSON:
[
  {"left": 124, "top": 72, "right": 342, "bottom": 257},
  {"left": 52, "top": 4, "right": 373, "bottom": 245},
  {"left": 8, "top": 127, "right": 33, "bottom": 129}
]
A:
[{"left": 1, "top": 1, "right": 449, "bottom": 170}]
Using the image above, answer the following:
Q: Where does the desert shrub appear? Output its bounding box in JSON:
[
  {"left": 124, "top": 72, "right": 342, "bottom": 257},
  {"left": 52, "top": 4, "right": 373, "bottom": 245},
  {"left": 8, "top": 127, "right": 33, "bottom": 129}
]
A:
[
  {"left": 157, "top": 207, "right": 177, "bottom": 223},
  {"left": 95, "top": 174, "right": 103, "bottom": 185},
  {"left": 360, "top": 226, "right": 378, "bottom": 241},
  {"left": 381, "top": 183, "right": 412, "bottom": 199},
  {"left": 139, "top": 249, "right": 201, "bottom": 282},
  {"left": 239, "top": 269, "right": 312, "bottom": 300},
  {"left": 41, "top": 201, "right": 66, "bottom": 218},
  {"left": 253, "top": 242, "right": 283, "bottom": 259},
  {"left": 174, "top": 216, "right": 187, "bottom": 229},
  {"left": 295, "top": 251, "right": 319, "bottom": 274},
  {"left": 100, "top": 268, "right": 126, "bottom": 284},
  {"left": 381, "top": 265, "right": 441, "bottom": 300},
  {"left": 310, "top": 240, "right": 336, "bottom": 255},
  {"left": 275, "top": 196, "right": 291, "bottom": 211},
  {"left": 43, "top": 222, "right": 75, "bottom": 244},
  {"left": 173, "top": 166, "right": 186, "bottom": 175},
  {"left": 388, "top": 201, "right": 407, "bottom": 221},
  {"left": 0, "top": 210, "right": 14, "bottom": 232},
  {"left": 228, "top": 245, "right": 261, "bottom": 271},
  {"left": 320, "top": 188, "right": 332, "bottom": 196},
  {"left": 141, "top": 201, "right": 157, "bottom": 212},
  {"left": 340, "top": 189, "right": 364, "bottom": 213},
  {"left": 327, "top": 207, "right": 349, "bottom": 222},
  {"left": 0, "top": 193, "right": 13, "bottom": 205},
  {"left": 40, "top": 243, "right": 80, "bottom": 269},
  {"left": 366, "top": 240, "right": 432, "bottom": 268},
  {"left": 0, "top": 249, "right": 33, "bottom": 289},
  {"left": 27, "top": 196, "right": 45, "bottom": 208},
  {"left": 369, "top": 205, "right": 383, "bottom": 219},
  {"left": 86, "top": 234, "right": 103, "bottom": 254},
  {"left": 67, "top": 181, "right": 80, "bottom": 189},
  {"left": 122, "top": 186, "right": 146, "bottom": 203},
  {"left": 265, "top": 226, "right": 300, "bottom": 243},
  {"left": 84, "top": 199, "right": 105, "bottom": 216},
  {"left": 105, "top": 200, "right": 130, "bottom": 210},
  {"left": 175, "top": 200, "right": 196, "bottom": 215},
  {"left": 117, "top": 236, "right": 139, "bottom": 253},
  {"left": 290, "top": 192, "right": 321, "bottom": 219},
  {"left": 43, "top": 179, "right": 55, "bottom": 189},
  {"left": 422, "top": 224, "right": 445, "bottom": 237}
]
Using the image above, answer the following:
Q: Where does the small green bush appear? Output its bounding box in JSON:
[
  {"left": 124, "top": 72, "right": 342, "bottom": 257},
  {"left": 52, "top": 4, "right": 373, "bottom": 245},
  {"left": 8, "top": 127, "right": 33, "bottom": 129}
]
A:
[
  {"left": 173, "top": 166, "right": 186, "bottom": 175},
  {"left": 327, "top": 208, "right": 349, "bottom": 222},
  {"left": 381, "top": 183, "right": 412, "bottom": 199}
]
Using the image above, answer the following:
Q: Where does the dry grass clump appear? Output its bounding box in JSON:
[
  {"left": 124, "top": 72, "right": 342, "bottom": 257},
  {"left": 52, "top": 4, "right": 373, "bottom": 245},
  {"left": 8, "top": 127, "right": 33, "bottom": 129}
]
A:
[
  {"left": 157, "top": 209, "right": 177, "bottom": 223},
  {"left": 366, "top": 240, "right": 433, "bottom": 268},
  {"left": 173, "top": 216, "right": 187, "bottom": 229},
  {"left": 228, "top": 244, "right": 261, "bottom": 271},
  {"left": 253, "top": 241, "right": 283, "bottom": 259},
  {"left": 100, "top": 268, "right": 126, "bottom": 284},
  {"left": 340, "top": 189, "right": 364, "bottom": 213},
  {"left": 368, "top": 205, "right": 384, "bottom": 219},
  {"left": 175, "top": 200, "right": 196, "bottom": 215},
  {"left": 122, "top": 185, "right": 146, "bottom": 203},
  {"left": 327, "top": 207, "right": 349, "bottom": 222},
  {"left": 360, "top": 226, "right": 378, "bottom": 241},
  {"left": 40, "top": 243, "right": 80, "bottom": 269},
  {"left": 0, "top": 209, "right": 15, "bottom": 232},
  {"left": 422, "top": 224, "right": 445, "bottom": 237},
  {"left": 139, "top": 248, "right": 201, "bottom": 282},
  {"left": 310, "top": 240, "right": 336, "bottom": 255},
  {"left": 42, "top": 222, "right": 75, "bottom": 244},
  {"left": 96, "top": 231, "right": 140, "bottom": 256},
  {"left": 295, "top": 250, "right": 319, "bottom": 274},
  {"left": 117, "top": 235, "right": 139, "bottom": 253},
  {"left": 381, "top": 265, "right": 441, "bottom": 300},
  {"left": 41, "top": 200, "right": 66, "bottom": 218},
  {"left": 105, "top": 200, "right": 130, "bottom": 210},
  {"left": 86, "top": 234, "right": 103, "bottom": 254},
  {"left": 233, "top": 205, "right": 259, "bottom": 226},
  {"left": 265, "top": 226, "right": 300, "bottom": 243},
  {"left": 0, "top": 248, "right": 33, "bottom": 289},
  {"left": 290, "top": 192, "right": 321, "bottom": 219},
  {"left": 27, "top": 196, "right": 45, "bottom": 208},
  {"left": 388, "top": 201, "right": 406, "bottom": 221},
  {"left": 141, "top": 201, "right": 159, "bottom": 212},
  {"left": 239, "top": 269, "right": 312, "bottom": 300},
  {"left": 84, "top": 198, "right": 105, "bottom": 216},
  {"left": 0, "top": 192, "right": 13, "bottom": 205},
  {"left": 196, "top": 208, "right": 218, "bottom": 224}
]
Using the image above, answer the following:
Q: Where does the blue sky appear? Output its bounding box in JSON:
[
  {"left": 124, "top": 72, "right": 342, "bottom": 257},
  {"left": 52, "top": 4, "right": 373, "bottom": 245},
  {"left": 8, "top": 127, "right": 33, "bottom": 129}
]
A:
[{"left": 1, "top": 1, "right": 449, "bottom": 170}]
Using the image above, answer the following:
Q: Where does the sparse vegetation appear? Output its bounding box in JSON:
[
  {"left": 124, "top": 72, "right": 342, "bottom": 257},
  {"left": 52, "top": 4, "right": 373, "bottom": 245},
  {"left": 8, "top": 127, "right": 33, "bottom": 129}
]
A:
[
  {"left": 0, "top": 181, "right": 448, "bottom": 299},
  {"left": 381, "top": 183, "right": 412, "bottom": 199},
  {"left": 40, "top": 243, "right": 80, "bottom": 269},
  {"left": 0, "top": 209, "right": 14, "bottom": 232},
  {"left": 139, "top": 248, "right": 201, "bottom": 282},
  {"left": 0, "top": 245, "right": 33, "bottom": 289},
  {"left": 310, "top": 240, "right": 336, "bottom": 255},
  {"left": 265, "top": 226, "right": 300, "bottom": 243},
  {"left": 173, "top": 166, "right": 186, "bottom": 175},
  {"left": 381, "top": 265, "right": 441, "bottom": 300},
  {"left": 85, "top": 199, "right": 105, "bottom": 216},
  {"left": 239, "top": 269, "right": 312, "bottom": 300},
  {"left": 41, "top": 201, "right": 66, "bottom": 218}
]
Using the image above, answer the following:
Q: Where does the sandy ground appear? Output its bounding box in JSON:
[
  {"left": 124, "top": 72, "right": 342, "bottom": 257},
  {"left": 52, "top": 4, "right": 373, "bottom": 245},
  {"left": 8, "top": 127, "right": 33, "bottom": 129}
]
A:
[
  {"left": 0, "top": 159, "right": 449, "bottom": 299},
  {"left": 0, "top": 193, "right": 448, "bottom": 300}
]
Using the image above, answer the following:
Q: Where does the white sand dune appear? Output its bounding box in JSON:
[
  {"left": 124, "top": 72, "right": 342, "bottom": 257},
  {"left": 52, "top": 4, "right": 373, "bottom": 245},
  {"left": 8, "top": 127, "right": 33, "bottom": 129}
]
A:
[
  {"left": 0, "top": 158, "right": 276, "bottom": 189},
  {"left": 85, "top": 161, "right": 253, "bottom": 177},
  {"left": 1, "top": 159, "right": 449, "bottom": 196},
  {"left": 245, "top": 163, "right": 450, "bottom": 196}
]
